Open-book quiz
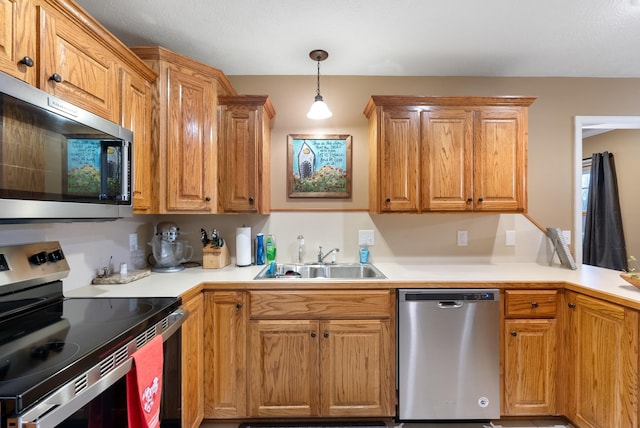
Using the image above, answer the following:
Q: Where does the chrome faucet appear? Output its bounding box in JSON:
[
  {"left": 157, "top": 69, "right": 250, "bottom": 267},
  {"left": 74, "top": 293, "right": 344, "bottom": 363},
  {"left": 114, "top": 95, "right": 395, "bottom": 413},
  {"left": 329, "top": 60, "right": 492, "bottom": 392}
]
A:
[
  {"left": 318, "top": 246, "right": 340, "bottom": 263},
  {"left": 297, "top": 235, "right": 305, "bottom": 263}
]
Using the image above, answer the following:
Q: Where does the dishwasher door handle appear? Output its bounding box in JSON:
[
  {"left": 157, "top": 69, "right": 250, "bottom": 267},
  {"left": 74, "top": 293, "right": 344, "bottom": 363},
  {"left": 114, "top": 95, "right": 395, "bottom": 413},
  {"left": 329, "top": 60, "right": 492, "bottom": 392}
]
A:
[{"left": 437, "top": 300, "right": 463, "bottom": 308}]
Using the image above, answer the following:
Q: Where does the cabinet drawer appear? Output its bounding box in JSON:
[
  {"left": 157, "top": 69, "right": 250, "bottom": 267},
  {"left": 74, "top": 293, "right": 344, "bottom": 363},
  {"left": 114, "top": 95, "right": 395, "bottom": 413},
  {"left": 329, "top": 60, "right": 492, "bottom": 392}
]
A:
[
  {"left": 505, "top": 290, "right": 557, "bottom": 318},
  {"left": 249, "top": 290, "right": 392, "bottom": 319}
]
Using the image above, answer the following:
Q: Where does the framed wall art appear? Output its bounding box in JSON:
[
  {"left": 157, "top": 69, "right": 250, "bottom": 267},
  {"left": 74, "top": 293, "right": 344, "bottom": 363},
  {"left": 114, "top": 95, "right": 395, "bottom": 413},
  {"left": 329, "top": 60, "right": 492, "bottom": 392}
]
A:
[{"left": 287, "top": 134, "right": 352, "bottom": 198}]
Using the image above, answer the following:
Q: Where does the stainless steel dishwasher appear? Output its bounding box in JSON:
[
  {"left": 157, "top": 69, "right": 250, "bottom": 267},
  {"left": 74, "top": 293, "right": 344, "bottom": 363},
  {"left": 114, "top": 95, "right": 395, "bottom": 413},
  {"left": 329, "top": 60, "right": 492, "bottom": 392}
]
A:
[{"left": 398, "top": 288, "right": 500, "bottom": 421}]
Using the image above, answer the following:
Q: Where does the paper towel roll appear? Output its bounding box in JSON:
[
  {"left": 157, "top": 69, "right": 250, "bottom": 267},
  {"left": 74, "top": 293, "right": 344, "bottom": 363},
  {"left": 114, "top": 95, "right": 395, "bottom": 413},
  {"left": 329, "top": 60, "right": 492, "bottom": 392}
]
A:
[{"left": 236, "top": 227, "right": 252, "bottom": 267}]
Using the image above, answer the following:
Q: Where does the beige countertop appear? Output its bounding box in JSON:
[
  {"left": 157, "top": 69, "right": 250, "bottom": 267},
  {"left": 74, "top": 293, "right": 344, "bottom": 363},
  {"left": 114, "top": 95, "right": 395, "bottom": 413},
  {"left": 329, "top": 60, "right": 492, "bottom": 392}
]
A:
[{"left": 64, "top": 261, "right": 640, "bottom": 309}]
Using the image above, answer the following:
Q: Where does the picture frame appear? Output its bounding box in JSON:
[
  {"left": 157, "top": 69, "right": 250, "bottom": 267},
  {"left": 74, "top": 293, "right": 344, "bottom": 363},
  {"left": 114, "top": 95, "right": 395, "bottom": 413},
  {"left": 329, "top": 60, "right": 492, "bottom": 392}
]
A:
[{"left": 287, "top": 134, "right": 352, "bottom": 198}]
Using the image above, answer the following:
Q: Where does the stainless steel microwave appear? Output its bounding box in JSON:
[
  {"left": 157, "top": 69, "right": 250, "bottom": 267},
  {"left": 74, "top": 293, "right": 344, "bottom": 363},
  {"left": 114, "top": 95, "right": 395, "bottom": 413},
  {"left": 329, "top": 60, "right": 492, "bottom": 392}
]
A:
[{"left": 0, "top": 72, "right": 133, "bottom": 222}]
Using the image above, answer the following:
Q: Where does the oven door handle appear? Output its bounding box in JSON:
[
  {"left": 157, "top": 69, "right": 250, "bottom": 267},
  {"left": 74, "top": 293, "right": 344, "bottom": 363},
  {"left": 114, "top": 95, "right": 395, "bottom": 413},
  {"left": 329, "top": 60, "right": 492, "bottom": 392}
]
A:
[{"left": 14, "top": 307, "right": 188, "bottom": 428}]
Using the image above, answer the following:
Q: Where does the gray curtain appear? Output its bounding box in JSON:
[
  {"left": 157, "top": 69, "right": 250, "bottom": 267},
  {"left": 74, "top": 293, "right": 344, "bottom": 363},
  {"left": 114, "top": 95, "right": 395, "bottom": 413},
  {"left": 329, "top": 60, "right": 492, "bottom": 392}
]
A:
[{"left": 583, "top": 151, "right": 627, "bottom": 270}]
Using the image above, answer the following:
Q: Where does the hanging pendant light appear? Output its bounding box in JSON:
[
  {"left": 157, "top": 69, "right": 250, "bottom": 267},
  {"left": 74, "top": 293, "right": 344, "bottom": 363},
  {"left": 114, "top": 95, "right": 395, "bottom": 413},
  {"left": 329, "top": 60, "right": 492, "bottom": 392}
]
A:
[{"left": 306, "top": 49, "right": 332, "bottom": 120}]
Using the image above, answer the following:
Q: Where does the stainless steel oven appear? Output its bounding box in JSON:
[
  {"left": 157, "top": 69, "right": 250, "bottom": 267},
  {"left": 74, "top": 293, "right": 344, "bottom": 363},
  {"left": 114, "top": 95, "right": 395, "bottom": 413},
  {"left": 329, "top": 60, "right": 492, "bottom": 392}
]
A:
[{"left": 0, "top": 242, "right": 186, "bottom": 428}]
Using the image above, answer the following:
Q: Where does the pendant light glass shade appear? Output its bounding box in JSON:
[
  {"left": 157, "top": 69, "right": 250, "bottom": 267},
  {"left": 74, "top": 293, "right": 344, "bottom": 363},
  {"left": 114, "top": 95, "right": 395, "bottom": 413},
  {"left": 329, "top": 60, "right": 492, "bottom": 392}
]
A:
[
  {"left": 306, "top": 50, "right": 332, "bottom": 120},
  {"left": 307, "top": 95, "right": 332, "bottom": 119}
]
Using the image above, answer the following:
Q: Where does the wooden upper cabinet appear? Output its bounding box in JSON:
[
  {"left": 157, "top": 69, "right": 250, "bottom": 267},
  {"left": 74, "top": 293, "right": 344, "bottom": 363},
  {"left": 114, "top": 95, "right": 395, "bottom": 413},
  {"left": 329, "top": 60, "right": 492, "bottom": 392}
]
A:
[
  {"left": 378, "top": 108, "right": 420, "bottom": 212},
  {"left": 364, "top": 96, "right": 535, "bottom": 213},
  {"left": 132, "top": 46, "right": 236, "bottom": 213},
  {"left": 473, "top": 107, "right": 528, "bottom": 212},
  {"left": 218, "top": 95, "right": 275, "bottom": 214},
  {"left": 37, "top": 2, "right": 119, "bottom": 123},
  {"left": 421, "top": 108, "right": 473, "bottom": 211},
  {"left": 0, "top": 0, "right": 36, "bottom": 85},
  {"left": 120, "top": 67, "right": 153, "bottom": 213}
]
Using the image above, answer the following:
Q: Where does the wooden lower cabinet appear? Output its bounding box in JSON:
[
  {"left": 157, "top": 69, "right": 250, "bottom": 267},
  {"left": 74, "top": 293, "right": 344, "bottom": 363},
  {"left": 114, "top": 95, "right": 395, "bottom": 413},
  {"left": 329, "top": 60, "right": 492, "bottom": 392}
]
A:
[
  {"left": 203, "top": 291, "right": 247, "bottom": 418},
  {"left": 504, "top": 319, "right": 557, "bottom": 415},
  {"left": 248, "top": 318, "right": 392, "bottom": 417},
  {"left": 503, "top": 290, "right": 558, "bottom": 416},
  {"left": 202, "top": 289, "right": 395, "bottom": 420},
  {"left": 181, "top": 293, "right": 204, "bottom": 428},
  {"left": 562, "top": 291, "right": 639, "bottom": 428}
]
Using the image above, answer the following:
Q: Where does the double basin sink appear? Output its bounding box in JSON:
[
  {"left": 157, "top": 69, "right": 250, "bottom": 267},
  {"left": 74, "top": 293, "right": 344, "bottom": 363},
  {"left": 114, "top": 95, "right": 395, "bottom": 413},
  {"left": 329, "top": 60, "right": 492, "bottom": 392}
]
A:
[{"left": 254, "top": 262, "right": 387, "bottom": 280}]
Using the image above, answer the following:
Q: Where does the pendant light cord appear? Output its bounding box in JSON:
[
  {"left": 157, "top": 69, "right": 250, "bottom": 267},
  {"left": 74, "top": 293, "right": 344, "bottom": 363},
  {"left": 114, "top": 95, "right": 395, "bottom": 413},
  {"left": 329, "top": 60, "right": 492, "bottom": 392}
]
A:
[{"left": 316, "top": 60, "right": 321, "bottom": 97}]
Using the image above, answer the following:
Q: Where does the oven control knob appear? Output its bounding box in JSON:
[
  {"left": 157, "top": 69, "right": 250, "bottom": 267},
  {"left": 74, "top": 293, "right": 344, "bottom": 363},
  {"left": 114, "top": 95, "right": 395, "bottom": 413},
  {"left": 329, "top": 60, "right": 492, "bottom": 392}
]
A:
[
  {"left": 29, "top": 251, "right": 48, "bottom": 265},
  {"left": 47, "top": 249, "right": 64, "bottom": 262}
]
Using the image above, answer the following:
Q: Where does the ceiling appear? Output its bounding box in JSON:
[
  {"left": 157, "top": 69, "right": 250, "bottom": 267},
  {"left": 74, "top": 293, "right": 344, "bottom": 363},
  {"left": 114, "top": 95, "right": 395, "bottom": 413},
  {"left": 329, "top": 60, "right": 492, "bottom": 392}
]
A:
[{"left": 75, "top": 0, "right": 640, "bottom": 77}]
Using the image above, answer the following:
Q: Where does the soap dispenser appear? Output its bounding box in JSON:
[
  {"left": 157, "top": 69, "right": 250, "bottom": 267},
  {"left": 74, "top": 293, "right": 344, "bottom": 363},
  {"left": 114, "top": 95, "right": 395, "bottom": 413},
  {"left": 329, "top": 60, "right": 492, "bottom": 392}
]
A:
[{"left": 359, "top": 246, "right": 369, "bottom": 264}]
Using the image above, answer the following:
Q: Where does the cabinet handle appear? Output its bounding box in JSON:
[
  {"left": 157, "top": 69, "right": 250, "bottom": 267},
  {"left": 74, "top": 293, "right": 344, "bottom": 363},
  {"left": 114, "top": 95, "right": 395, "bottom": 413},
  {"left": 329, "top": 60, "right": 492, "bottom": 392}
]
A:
[
  {"left": 248, "top": 196, "right": 254, "bottom": 204},
  {"left": 236, "top": 303, "right": 242, "bottom": 309},
  {"left": 477, "top": 197, "right": 484, "bottom": 203},
  {"left": 205, "top": 196, "right": 211, "bottom": 202},
  {"left": 49, "top": 73, "right": 62, "bottom": 83},
  {"left": 19, "top": 56, "right": 34, "bottom": 67},
  {"left": 568, "top": 302, "right": 576, "bottom": 309},
  {"left": 510, "top": 331, "right": 517, "bottom": 337},
  {"left": 466, "top": 198, "right": 473, "bottom": 204},
  {"left": 323, "top": 332, "right": 329, "bottom": 338},
  {"left": 311, "top": 332, "right": 317, "bottom": 338},
  {"left": 531, "top": 301, "right": 539, "bottom": 308}
]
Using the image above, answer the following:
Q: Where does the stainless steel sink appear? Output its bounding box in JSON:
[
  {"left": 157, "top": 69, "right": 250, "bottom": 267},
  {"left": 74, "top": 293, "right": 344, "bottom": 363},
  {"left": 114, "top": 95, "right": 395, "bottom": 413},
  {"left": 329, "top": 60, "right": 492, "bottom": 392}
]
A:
[{"left": 254, "top": 263, "right": 387, "bottom": 280}]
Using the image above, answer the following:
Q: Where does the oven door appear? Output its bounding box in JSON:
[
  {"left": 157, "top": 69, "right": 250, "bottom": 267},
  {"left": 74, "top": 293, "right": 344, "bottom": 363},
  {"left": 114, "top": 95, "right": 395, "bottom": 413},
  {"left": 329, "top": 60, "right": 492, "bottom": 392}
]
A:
[{"left": 8, "top": 308, "right": 186, "bottom": 428}]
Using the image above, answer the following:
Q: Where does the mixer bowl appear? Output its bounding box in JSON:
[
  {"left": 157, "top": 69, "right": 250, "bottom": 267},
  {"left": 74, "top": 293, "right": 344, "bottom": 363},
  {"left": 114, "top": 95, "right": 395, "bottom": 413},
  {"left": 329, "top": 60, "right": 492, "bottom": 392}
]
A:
[{"left": 149, "top": 237, "right": 193, "bottom": 272}]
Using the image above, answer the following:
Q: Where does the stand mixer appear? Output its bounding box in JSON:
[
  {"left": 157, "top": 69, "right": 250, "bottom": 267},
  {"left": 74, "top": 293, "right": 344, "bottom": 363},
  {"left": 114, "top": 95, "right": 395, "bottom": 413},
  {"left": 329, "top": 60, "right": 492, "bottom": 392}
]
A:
[{"left": 149, "top": 221, "right": 193, "bottom": 272}]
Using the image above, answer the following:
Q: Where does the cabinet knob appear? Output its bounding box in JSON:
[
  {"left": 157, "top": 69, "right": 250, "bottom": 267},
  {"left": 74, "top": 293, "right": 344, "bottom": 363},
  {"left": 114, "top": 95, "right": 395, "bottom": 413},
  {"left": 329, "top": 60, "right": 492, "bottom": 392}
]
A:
[
  {"left": 568, "top": 302, "right": 576, "bottom": 309},
  {"left": 248, "top": 196, "right": 254, "bottom": 204},
  {"left": 236, "top": 303, "right": 242, "bottom": 309},
  {"left": 466, "top": 198, "right": 473, "bottom": 204},
  {"left": 205, "top": 196, "right": 211, "bottom": 202},
  {"left": 477, "top": 197, "right": 484, "bottom": 203},
  {"left": 311, "top": 332, "right": 317, "bottom": 338},
  {"left": 385, "top": 198, "right": 391, "bottom": 203},
  {"left": 49, "top": 73, "right": 62, "bottom": 83},
  {"left": 531, "top": 301, "right": 539, "bottom": 308},
  {"left": 19, "top": 56, "right": 34, "bottom": 67},
  {"left": 510, "top": 331, "right": 517, "bottom": 337},
  {"left": 323, "top": 332, "right": 329, "bottom": 338}
]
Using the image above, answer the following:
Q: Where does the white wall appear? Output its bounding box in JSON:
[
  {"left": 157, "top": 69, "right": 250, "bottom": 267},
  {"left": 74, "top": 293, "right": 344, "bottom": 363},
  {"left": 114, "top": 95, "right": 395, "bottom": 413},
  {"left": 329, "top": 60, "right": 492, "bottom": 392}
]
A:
[{"left": 0, "top": 212, "right": 550, "bottom": 292}]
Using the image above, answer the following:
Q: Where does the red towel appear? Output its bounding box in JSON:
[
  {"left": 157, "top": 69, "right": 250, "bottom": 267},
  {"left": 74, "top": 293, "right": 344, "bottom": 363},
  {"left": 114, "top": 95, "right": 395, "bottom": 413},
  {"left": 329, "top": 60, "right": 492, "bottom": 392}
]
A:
[{"left": 127, "top": 335, "right": 164, "bottom": 428}]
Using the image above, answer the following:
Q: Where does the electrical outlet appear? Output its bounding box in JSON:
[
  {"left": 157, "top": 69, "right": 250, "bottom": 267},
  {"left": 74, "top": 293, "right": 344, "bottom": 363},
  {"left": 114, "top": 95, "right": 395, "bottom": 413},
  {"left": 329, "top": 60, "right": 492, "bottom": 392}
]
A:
[
  {"left": 129, "top": 233, "right": 138, "bottom": 251},
  {"left": 457, "top": 230, "right": 468, "bottom": 246},
  {"left": 359, "top": 230, "right": 375, "bottom": 246},
  {"left": 505, "top": 230, "right": 516, "bottom": 247}
]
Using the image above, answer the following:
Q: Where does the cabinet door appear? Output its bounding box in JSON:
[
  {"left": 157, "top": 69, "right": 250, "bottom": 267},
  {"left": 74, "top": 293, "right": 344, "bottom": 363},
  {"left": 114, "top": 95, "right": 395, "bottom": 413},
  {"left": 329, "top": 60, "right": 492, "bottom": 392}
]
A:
[
  {"left": 421, "top": 108, "right": 474, "bottom": 211},
  {"left": 218, "top": 103, "right": 259, "bottom": 213},
  {"left": 248, "top": 320, "right": 320, "bottom": 417},
  {"left": 379, "top": 109, "right": 420, "bottom": 212},
  {"left": 0, "top": 0, "right": 36, "bottom": 84},
  {"left": 120, "top": 68, "right": 153, "bottom": 213},
  {"left": 319, "top": 319, "right": 394, "bottom": 417},
  {"left": 181, "top": 293, "right": 204, "bottom": 428},
  {"left": 204, "top": 291, "right": 247, "bottom": 418},
  {"left": 564, "top": 292, "right": 639, "bottom": 428},
  {"left": 38, "top": 5, "right": 119, "bottom": 122},
  {"left": 504, "top": 319, "right": 557, "bottom": 415},
  {"left": 473, "top": 107, "right": 527, "bottom": 212},
  {"left": 165, "top": 65, "right": 216, "bottom": 212}
]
